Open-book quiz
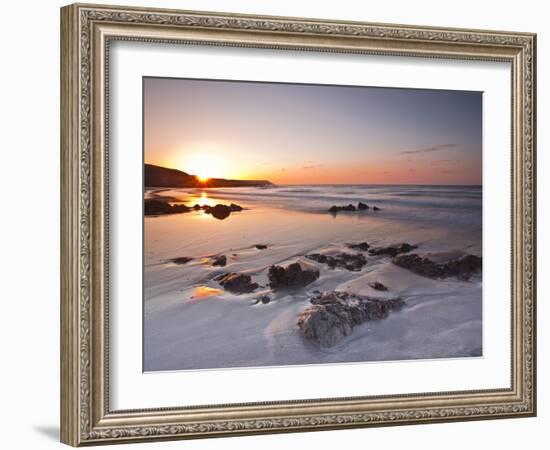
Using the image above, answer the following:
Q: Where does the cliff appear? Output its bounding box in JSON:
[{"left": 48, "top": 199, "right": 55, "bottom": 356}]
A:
[{"left": 144, "top": 164, "right": 273, "bottom": 188}]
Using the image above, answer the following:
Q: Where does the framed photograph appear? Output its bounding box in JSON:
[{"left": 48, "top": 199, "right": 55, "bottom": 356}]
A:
[{"left": 60, "top": 3, "right": 537, "bottom": 446}]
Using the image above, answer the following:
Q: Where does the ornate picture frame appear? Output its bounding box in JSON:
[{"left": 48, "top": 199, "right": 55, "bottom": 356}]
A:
[{"left": 60, "top": 3, "right": 536, "bottom": 446}]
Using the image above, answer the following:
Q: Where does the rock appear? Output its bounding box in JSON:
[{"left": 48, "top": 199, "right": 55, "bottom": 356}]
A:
[
  {"left": 193, "top": 204, "right": 202, "bottom": 210},
  {"left": 202, "top": 203, "right": 244, "bottom": 220},
  {"left": 268, "top": 263, "right": 320, "bottom": 290},
  {"left": 298, "top": 291, "right": 405, "bottom": 348},
  {"left": 255, "top": 244, "right": 268, "bottom": 250},
  {"left": 357, "top": 202, "right": 369, "bottom": 210},
  {"left": 306, "top": 252, "right": 367, "bottom": 272},
  {"left": 259, "top": 295, "right": 271, "bottom": 304},
  {"left": 216, "top": 272, "right": 259, "bottom": 294},
  {"left": 212, "top": 255, "right": 227, "bottom": 267},
  {"left": 373, "top": 206, "right": 381, "bottom": 211},
  {"left": 171, "top": 256, "right": 192, "bottom": 265},
  {"left": 204, "top": 204, "right": 232, "bottom": 220},
  {"left": 144, "top": 199, "right": 190, "bottom": 216},
  {"left": 368, "top": 243, "right": 417, "bottom": 257},
  {"left": 328, "top": 204, "right": 357, "bottom": 213},
  {"left": 392, "top": 253, "right": 482, "bottom": 280},
  {"left": 347, "top": 242, "right": 370, "bottom": 251},
  {"left": 368, "top": 281, "right": 388, "bottom": 291}
]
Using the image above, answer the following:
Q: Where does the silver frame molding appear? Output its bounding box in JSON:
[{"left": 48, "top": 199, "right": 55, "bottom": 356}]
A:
[{"left": 60, "top": 3, "right": 536, "bottom": 446}]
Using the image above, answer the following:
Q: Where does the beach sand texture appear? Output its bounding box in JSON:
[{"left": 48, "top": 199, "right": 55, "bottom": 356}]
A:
[{"left": 143, "top": 185, "right": 482, "bottom": 372}]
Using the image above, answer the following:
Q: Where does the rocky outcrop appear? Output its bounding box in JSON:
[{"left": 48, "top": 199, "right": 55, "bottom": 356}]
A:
[
  {"left": 393, "top": 253, "right": 482, "bottom": 280},
  {"left": 255, "top": 244, "right": 268, "bottom": 250},
  {"left": 144, "top": 199, "right": 190, "bottom": 216},
  {"left": 329, "top": 204, "right": 356, "bottom": 213},
  {"left": 306, "top": 252, "right": 367, "bottom": 272},
  {"left": 368, "top": 243, "right": 417, "bottom": 257},
  {"left": 145, "top": 163, "right": 273, "bottom": 188},
  {"left": 216, "top": 272, "right": 259, "bottom": 294},
  {"left": 329, "top": 203, "right": 381, "bottom": 213},
  {"left": 268, "top": 263, "right": 319, "bottom": 290},
  {"left": 297, "top": 291, "right": 405, "bottom": 348}
]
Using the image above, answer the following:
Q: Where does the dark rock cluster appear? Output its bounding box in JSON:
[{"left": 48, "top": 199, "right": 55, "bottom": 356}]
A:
[
  {"left": 297, "top": 291, "right": 405, "bottom": 348},
  {"left": 393, "top": 253, "right": 482, "bottom": 280},
  {"left": 347, "top": 242, "right": 370, "bottom": 251},
  {"left": 144, "top": 199, "right": 190, "bottom": 216},
  {"left": 306, "top": 252, "right": 367, "bottom": 272},
  {"left": 328, "top": 202, "right": 381, "bottom": 214},
  {"left": 268, "top": 263, "right": 320, "bottom": 290},
  {"left": 171, "top": 256, "right": 193, "bottom": 265},
  {"left": 145, "top": 199, "right": 244, "bottom": 220},
  {"left": 368, "top": 243, "right": 417, "bottom": 257},
  {"left": 215, "top": 272, "right": 259, "bottom": 294},
  {"left": 203, "top": 203, "right": 243, "bottom": 220},
  {"left": 251, "top": 295, "right": 271, "bottom": 305}
]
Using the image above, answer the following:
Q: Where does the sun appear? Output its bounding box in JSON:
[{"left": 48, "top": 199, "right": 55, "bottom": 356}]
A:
[{"left": 182, "top": 153, "right": 223, "bottom": 181}]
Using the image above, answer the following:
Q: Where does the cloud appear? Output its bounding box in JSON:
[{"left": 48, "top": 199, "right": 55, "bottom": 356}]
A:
[
  {"left": 401, "top": 144, "right": 456, "bottom": 155},
  {"left": 431, "top": 158, "right": 459, "bottom": 166},
  {"left": 302, "top": 164, "right": 323, "bottom": 170}
]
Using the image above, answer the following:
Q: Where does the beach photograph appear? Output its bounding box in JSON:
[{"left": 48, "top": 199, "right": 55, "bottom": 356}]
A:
[{"left": 143, "top": 77, "right": 483, "bottom": 372}]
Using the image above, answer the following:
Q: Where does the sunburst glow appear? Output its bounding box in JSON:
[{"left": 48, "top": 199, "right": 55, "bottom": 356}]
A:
[{"left": 181, "top": 153, "right": 223, "bottom": 181}]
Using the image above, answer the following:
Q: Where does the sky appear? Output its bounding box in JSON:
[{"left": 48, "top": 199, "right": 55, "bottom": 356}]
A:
[{"left": 144, "top": 77, "right": 482, "bottom": 185}]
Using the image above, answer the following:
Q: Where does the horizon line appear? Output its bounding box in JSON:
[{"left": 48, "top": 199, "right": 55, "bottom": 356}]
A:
[{"left": 144, "top": 163, "right": 481, "bottom": 187}]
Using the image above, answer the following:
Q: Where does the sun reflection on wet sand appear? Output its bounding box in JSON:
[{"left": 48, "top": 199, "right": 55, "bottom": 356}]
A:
[
  {"left": 189, "top": 286, "right": 223, "bottom": 300},
  {"left": 191, "top": 191, "right": 218, "bottom": 208}
]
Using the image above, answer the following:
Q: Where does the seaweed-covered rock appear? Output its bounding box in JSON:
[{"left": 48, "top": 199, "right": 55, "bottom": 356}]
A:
[
  {"left": 216, "top": 272, "right": 259, "bottom": 294},
  {"left": 306, "top": 252, "right": 367, "bottom": 272},
  {"left": 298, "top": 291, "right": 405, "bottom": 348},
  {"left": 144, "top": 199, "right": 190, "bottom": 216},
  {"left": 357, "top": 202, "right": 369, "bottom": 210},
  {"left": 268, "top": 263, "right": 319, "bottom": 290},
  {"left": 368, "top": 243, "right": 417, "bottom": 257},
  {"left": 393, "top": 253, "right": 482, "bottom": 280}
]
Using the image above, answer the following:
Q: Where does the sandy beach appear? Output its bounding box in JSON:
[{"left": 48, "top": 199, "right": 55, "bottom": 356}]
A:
[{"left": 143, "top": 185, "right": 482, "bottom": 372}]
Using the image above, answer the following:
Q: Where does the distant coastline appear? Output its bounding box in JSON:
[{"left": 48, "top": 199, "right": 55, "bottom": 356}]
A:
[{"left": 144, "top": 163, "right": 274, "bottom": 188}]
